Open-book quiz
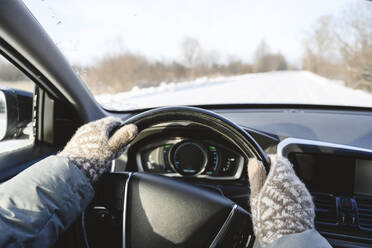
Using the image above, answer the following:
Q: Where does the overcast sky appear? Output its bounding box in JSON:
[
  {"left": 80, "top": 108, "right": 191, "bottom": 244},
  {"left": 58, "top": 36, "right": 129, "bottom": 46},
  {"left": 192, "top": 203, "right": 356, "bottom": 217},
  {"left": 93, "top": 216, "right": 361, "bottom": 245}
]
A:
[{"left": 24, "top": 0, "right": 358, "bottom": 66}]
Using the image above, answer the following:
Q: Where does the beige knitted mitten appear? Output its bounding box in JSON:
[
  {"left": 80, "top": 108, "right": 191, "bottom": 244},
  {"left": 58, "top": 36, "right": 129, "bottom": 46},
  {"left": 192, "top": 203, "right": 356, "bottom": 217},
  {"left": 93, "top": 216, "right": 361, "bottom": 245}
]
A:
[
  {"left": 58, "top": 117, "right": 137, "bottom": 184},
  {"left": 248, "top": 155, "right": 315, "bottom": 246}
]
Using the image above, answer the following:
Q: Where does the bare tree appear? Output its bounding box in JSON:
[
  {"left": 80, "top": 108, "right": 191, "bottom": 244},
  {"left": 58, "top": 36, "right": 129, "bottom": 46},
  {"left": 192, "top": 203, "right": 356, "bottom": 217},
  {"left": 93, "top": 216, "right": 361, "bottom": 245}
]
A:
[
  {"left": 302, "top": 16, "right": 341, "bottom": 78},
  {"left": 254, "top": 53, "right": 288, "bottom": 72},
  {"left": 302, "top": 2, "right": 372, "bottom": 91},
  {"left": 181, "top": 37, "right": 202, "bottom": 67},
  {"left": 254, "top": 40, "right": 271, "bottom": 63},
  {"left": 336, "top": 3, "right": 372, "bottom": 90},
  {"left": 252, "top": 40, "right": 288, "bottom": 72}
]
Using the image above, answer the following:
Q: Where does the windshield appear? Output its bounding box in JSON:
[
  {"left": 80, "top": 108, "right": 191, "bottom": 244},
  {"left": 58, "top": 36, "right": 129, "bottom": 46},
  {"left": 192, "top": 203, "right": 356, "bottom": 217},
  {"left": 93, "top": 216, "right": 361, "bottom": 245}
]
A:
[{"left": 24, "top": 0, "right": 372, "bottom": 110}]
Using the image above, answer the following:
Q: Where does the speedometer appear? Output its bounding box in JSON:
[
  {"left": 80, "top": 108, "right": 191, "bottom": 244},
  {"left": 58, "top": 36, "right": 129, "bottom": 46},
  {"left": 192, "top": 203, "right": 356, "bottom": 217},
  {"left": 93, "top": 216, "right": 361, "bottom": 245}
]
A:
[{"left": 170, "top": 141, "right": 208, "bottom": 176}]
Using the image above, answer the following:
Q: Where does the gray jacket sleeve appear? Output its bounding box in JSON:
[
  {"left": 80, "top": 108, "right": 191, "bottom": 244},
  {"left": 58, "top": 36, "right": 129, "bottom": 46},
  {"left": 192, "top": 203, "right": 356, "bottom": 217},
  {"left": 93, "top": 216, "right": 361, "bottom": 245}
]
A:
[
  {"left": 264, "top": 229, "right": 332, "bottom": 248},
  {"left": 0, "top": 155, "right": 95, "bottom": 247}
]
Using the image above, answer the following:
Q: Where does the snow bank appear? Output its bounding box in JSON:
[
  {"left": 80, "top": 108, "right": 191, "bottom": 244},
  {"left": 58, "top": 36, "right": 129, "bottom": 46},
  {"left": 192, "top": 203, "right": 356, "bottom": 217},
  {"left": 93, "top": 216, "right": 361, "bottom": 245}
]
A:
[{"left": 96, "top": 71, "right": 372, "bottom": 111}]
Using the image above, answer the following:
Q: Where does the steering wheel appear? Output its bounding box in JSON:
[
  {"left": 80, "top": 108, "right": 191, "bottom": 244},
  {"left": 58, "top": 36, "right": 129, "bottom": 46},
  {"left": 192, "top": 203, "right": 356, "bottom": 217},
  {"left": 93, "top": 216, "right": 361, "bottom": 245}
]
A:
[{"left": 84, "top": 106, "right": 271, "bottom": 248}]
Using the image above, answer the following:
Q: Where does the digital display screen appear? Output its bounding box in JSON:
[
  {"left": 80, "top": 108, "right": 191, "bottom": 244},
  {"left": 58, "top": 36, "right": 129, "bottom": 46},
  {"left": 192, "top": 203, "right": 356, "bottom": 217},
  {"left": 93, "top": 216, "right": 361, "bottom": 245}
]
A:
[{"left": 288, "top": 153, "right": 372, "bottom": 197}]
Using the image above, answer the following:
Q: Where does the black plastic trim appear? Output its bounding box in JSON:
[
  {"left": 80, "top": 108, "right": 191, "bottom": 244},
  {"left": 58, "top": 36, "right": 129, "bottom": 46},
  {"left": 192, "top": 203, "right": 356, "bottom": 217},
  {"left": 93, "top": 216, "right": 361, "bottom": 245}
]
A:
[
  {"left": 105, "top": 103, "right": 372, "bottom": 115},
  {"left": 0, "top": 143, "right": 58, "bottom": 182}
]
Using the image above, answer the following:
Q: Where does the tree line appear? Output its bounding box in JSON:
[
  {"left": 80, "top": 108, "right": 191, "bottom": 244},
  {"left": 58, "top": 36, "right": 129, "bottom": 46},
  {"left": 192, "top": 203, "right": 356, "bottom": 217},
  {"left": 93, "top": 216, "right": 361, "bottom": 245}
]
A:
[
  {"left": 0, "top": 37, "right": 290, "bottom": 94},
  {"left": 302, "top": 2, "right": 372, "bottom": 91},
  {"left": 74, "top": 38, "right": 290, "bottom": 94}
]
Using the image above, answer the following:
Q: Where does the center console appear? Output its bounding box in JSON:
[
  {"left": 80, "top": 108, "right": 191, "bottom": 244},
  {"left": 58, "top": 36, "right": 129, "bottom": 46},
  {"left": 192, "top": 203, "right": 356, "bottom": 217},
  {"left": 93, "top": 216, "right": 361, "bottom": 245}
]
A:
[{"left": 278, "top": 138, "right": 372, "bottom": 247}]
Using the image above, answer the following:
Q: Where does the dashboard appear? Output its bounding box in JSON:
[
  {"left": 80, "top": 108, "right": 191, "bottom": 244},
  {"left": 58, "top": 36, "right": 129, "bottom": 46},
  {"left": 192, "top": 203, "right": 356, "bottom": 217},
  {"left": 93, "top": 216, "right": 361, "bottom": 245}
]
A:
[{"left": 114, "top": 107, "right": 372, "bottom": 248}]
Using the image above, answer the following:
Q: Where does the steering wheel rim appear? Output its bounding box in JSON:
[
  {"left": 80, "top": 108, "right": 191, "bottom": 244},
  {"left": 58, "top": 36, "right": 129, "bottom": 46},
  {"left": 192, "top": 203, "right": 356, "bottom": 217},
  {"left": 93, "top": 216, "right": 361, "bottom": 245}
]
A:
[
  {"left": 84, "top": 106, "right": 269, "bottom": 248},
  {"left": 122, "top": 106, "right": 271, "bottom": 172}
]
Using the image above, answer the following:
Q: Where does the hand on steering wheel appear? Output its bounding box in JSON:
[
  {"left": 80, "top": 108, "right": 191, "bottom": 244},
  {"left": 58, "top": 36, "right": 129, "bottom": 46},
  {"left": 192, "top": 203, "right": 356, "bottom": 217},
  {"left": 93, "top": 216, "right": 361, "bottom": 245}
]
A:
[
  {"left": 248, "top": 155, "right": 315, "bottom": 246},
  {"left": 59, "top": 117, "right": 138, "bottom": 184}
]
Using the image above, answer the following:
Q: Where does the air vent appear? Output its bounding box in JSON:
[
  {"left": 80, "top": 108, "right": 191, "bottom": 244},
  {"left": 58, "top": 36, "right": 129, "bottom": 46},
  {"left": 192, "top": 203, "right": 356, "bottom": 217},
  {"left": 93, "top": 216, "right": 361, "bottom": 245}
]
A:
[
  {"left": 356, "top": 196, "right": 372, "bottom": 230},
  {"left": 313, "top": 193, "right": 338, "bottom": 225}
]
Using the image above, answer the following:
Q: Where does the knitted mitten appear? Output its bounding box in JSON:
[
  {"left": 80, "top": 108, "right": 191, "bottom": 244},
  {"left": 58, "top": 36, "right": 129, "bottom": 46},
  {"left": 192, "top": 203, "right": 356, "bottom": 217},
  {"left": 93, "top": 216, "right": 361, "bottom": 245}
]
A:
[
  {"left": 58, "top": 117, "right": 137, "bottom": 184},
  {"left": 248, "top": 155, "right": 315, "bottom": 246}
]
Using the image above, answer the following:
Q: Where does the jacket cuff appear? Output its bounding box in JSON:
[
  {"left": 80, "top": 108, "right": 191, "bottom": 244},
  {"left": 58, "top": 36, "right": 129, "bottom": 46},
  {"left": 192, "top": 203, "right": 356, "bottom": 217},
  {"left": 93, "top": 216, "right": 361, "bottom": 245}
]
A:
[{"left": 264, "top": 229, "right": 332, "bottom": 248}]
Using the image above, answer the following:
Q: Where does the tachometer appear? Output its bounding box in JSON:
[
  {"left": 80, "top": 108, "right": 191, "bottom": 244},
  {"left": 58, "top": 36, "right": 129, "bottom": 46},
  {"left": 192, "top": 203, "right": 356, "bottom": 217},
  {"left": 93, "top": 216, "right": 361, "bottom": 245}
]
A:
[{"left": 205, "top": 145, "right": 219, "bottom": 175}]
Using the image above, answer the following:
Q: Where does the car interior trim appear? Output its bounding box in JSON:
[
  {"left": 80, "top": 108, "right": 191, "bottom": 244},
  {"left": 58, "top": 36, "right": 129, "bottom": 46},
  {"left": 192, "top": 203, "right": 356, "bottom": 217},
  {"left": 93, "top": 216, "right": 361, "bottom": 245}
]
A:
[
  {"left": 277, "top": 138, "right": 372, "bottom": 157},
  {"left": 81, "top": 210, "right": 91, "bottom": 248},
  {"left": 122, "top": 172, "right": 132, "bottom": 248},
  {"left": 321, "top": 231, "right": 372, "bottom": 243},
  {"left": 111, "top": 160, "right": 116, "bottom": 173}
]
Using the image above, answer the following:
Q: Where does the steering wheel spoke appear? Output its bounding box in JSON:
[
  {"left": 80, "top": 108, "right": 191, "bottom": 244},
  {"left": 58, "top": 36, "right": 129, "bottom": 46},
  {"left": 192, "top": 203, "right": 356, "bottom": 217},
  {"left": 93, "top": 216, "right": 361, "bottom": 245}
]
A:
[{"left": 85, "top": 172, "right": 253, "bottom": 248}]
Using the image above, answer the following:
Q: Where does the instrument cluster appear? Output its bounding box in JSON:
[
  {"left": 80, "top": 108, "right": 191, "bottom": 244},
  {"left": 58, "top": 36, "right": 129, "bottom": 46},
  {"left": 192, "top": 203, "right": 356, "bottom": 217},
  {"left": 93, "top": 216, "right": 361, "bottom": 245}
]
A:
[{"left": 136, "top": 137, "right": 244, "bottom": 180}]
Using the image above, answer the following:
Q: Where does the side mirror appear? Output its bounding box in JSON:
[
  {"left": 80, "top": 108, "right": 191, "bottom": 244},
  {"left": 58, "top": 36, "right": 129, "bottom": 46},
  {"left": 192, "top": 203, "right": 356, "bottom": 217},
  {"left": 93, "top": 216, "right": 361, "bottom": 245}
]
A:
[{"left": 0, "top": 88, "right": 33, "bottom": 140}]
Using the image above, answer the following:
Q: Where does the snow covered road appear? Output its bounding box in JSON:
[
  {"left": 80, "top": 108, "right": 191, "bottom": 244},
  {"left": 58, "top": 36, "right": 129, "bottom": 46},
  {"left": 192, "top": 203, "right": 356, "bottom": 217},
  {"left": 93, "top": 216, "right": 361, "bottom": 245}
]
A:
[{"left": 96, "top": 71, "right": 372, "bottom": 110}]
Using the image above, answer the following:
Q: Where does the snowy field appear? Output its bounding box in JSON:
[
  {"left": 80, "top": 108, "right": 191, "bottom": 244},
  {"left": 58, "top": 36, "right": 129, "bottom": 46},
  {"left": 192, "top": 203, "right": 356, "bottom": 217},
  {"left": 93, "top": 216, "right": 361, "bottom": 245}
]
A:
[{"left": 96, "top": 71, "right": 372, "bottom": 111}]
